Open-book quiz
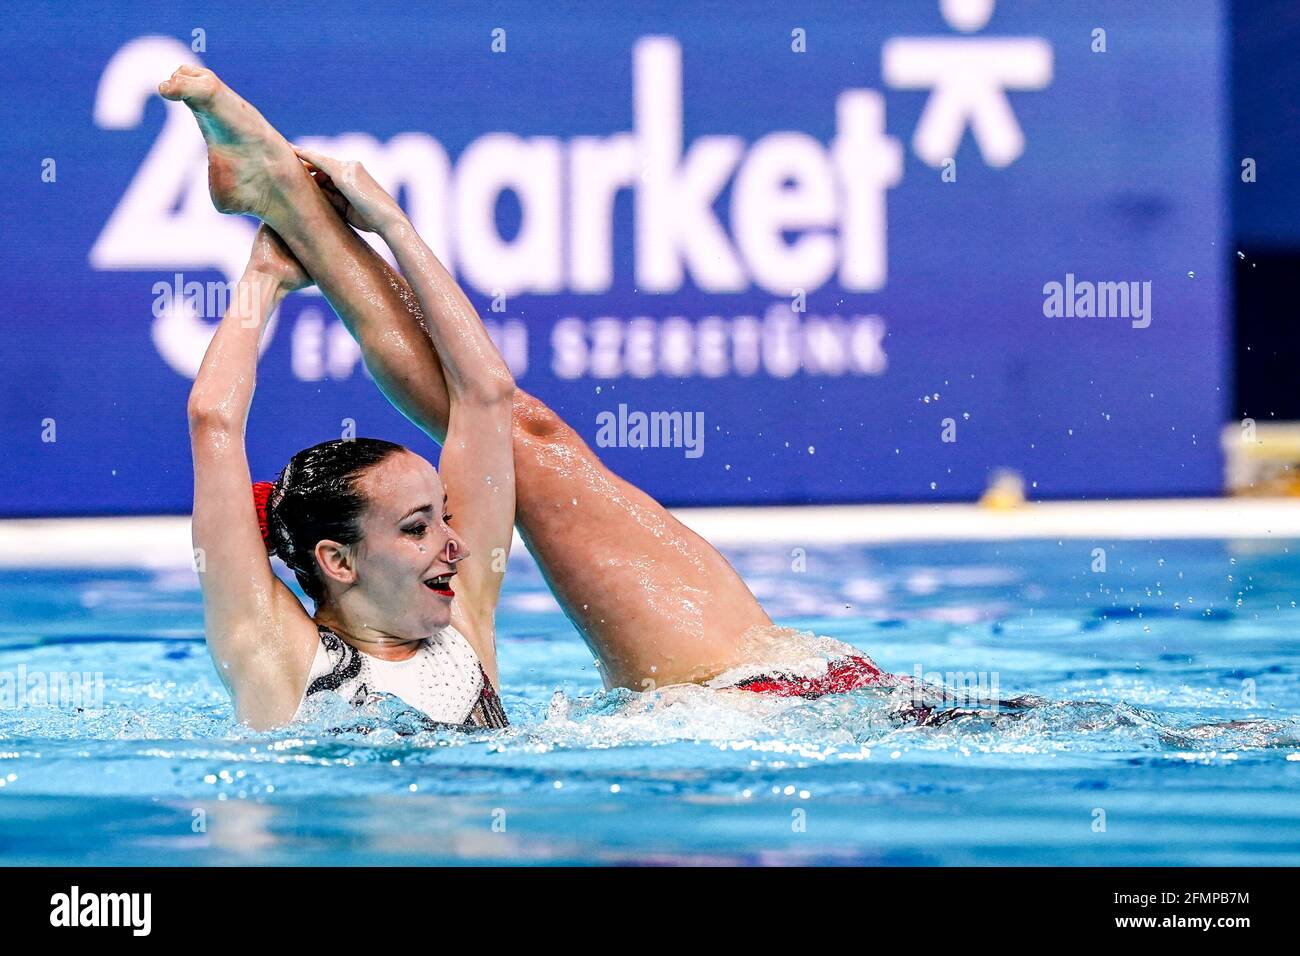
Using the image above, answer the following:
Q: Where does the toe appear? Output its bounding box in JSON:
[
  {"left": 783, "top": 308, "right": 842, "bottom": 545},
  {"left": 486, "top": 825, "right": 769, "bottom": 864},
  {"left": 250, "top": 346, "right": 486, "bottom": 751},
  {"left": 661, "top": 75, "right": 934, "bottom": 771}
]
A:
[{"left": 159, "top": 67, "right": 219, "bottom": 104}]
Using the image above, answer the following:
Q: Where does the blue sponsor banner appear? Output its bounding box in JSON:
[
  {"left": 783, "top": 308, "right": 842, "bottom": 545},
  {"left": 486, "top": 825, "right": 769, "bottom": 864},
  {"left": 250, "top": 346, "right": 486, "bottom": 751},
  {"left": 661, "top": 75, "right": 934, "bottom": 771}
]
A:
[{"left": 0, "top": 0, "right": 1228, "bottom": 515}]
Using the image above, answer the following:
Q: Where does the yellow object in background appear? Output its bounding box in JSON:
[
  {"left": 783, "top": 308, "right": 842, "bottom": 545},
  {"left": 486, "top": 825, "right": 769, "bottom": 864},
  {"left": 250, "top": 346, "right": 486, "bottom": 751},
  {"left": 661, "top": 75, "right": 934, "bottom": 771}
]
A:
[
  {"left": 1222, "top": 421, "right": 1300, "bottom": 497},
  {"left": 980, "top": 469, "right": 1027, "bottom": 510}
]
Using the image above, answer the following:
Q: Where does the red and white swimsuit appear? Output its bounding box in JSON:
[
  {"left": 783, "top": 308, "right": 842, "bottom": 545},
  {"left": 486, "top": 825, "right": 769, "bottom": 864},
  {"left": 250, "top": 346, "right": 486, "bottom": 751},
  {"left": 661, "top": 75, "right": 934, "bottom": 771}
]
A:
[{"left": 720, "top": 654, "right": 891, "bottom": 698}]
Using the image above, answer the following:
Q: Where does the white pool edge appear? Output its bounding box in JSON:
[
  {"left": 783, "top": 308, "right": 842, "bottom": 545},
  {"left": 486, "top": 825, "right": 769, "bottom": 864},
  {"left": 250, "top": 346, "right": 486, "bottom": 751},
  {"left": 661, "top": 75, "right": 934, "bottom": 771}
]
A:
[{"left": 4, "top": 498, "right": 1300, "bottom": 569}]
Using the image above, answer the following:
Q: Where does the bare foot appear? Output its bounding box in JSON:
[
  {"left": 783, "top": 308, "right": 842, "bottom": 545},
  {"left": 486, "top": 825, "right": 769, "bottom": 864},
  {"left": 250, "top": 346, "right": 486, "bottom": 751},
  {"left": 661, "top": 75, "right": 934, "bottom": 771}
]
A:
[
  {"left": 158, "top": 65, "right": 301, "bottom": 217},
  {"left": 249, "top": 225, "right": 312, "bottom": 293}
]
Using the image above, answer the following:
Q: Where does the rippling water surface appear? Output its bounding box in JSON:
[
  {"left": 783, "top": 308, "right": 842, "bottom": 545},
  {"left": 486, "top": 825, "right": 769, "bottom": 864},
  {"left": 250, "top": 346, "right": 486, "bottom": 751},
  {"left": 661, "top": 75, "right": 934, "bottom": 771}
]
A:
[{"left": 2, "top": 538, "right": 1298, "bottom": 865}]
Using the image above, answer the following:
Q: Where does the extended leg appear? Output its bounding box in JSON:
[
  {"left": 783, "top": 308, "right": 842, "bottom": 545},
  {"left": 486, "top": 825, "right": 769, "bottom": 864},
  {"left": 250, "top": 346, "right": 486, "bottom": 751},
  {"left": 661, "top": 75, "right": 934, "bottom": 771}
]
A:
[
  {"left": 159, "top": 66, "right": 452, "bottom": 438},
  {"left": 508, "top": 392, "right": 772, "bottom": 687},
  {"left": 161, "top": 66, "right": 771, "bottom": 688}
]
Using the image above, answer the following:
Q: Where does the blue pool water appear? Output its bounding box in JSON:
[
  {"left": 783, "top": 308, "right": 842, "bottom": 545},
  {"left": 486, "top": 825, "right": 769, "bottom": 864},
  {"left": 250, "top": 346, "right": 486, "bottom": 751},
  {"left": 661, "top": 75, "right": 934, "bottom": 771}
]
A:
[{"left": 1, "top": 536, "right": 1298, "bottom": 865}]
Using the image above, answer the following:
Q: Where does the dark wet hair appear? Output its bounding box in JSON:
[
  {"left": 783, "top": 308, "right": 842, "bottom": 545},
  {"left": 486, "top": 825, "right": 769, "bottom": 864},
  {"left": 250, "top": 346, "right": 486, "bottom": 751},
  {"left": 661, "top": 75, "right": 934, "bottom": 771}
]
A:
[{"left": 263, "top": 438, "right": 407, "bottom": 603}]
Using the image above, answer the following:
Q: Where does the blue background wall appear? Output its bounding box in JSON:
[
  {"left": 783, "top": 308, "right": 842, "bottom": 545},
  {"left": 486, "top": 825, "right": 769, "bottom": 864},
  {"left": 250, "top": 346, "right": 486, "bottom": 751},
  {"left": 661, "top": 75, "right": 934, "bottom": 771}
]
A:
[
  {"left": 0, "top": 1, "right": 1230, "bottom": 515},
  {"left": 1231, "top": 0, "right": 1300, "bottom": 423}
]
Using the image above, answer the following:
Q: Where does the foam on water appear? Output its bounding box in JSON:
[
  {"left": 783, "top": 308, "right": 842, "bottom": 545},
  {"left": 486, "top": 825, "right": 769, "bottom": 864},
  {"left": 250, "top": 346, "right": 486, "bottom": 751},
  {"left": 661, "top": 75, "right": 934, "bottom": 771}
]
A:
[{"left": 2, "top": 538, "right": 1299, "bottom": 864}]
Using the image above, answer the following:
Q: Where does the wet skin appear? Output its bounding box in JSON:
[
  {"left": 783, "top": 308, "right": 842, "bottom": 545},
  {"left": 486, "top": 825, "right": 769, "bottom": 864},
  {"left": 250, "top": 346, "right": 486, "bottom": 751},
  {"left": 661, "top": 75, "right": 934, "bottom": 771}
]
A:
[{"left": 161, "top": 66, "right": 773, "bottom": 690}]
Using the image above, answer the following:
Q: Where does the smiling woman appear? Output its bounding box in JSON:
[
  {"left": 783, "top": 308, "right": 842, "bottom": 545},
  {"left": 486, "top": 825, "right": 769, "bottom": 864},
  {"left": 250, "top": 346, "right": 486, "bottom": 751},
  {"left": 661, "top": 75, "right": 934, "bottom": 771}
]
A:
[
  {"left": 254, "top": 439, "right": 414, "bottom": 609},
  {"left": 167, "top": 59, "right": 520, "bottom": 732},
  {"left": 251, "top": 440, "right": 509, "bottom": 731},
  {"left": 170, "top": 63, "right": 904, "bottom": 732},
  {"left": 185, "top": 217, "right": 516, "bottom": 732}
]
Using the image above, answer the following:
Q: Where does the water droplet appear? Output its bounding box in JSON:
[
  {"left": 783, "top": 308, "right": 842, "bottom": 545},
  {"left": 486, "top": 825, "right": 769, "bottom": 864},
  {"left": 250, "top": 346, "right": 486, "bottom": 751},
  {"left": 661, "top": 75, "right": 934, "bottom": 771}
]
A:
[{"left": 1187, "top": 271, "right": 1195, "bottom": 278}]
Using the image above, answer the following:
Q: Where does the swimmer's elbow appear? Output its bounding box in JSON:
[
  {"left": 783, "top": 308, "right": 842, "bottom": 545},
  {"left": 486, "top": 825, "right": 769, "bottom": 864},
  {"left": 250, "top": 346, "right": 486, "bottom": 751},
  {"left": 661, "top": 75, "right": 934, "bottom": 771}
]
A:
[
  {"left": 187, "top": 395, "right": 240, "bottom": 434},
  {"left": 490, "top": 374, "right": 517, "bottom": 406},
  {"left": 459, "top": 367, "right": 516, "bottom": 408}
]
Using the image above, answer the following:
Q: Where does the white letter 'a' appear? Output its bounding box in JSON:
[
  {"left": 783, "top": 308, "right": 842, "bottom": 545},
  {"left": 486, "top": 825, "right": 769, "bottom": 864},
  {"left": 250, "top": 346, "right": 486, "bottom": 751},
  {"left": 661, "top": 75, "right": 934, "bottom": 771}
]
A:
[{"left": 455, "top": 133, "right": 564, "bottom": 296}]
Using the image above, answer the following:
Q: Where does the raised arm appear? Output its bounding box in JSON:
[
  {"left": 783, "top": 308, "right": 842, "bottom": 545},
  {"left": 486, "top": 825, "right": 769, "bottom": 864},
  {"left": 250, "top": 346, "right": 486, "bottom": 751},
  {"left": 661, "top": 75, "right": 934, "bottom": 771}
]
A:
[
  {"left": 294, "top": 149, "right": 517, "bottom": 658},
  {"left": 188, "top": 226, "right": 319, "bottom": 729}
]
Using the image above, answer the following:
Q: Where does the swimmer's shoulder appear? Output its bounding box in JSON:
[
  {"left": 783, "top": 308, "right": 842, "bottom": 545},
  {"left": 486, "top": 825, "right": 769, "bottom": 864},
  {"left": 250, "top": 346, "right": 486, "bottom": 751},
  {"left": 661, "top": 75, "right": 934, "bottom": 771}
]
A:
[
  {"left": 448, "top": 602, "right": 500, "bottom": 688},
  {"left": 227, "top": 577, "right": 321, "bottom": 729}
]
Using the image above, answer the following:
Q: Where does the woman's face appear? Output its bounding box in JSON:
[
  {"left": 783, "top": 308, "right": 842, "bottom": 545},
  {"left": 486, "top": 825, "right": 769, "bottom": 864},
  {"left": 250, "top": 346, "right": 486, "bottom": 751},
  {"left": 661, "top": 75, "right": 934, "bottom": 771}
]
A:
[{"left": 345, "top": 451, "right": 467, "bottom": 637}]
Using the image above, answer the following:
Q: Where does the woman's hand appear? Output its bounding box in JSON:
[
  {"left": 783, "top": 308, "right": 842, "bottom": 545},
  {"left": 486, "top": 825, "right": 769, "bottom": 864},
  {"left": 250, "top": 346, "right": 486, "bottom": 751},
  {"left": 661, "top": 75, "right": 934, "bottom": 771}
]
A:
[
  {"left": 293, "top": 147, "right": 407, "bottom": 234},
  {"left": 247, "top": 224, "right": 312, "bottom": 293}
]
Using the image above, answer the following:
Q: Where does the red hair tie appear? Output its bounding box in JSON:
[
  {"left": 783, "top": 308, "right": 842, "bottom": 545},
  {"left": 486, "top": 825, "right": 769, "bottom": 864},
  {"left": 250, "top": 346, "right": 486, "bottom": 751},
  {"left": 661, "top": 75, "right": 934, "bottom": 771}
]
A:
[{"left": 251, "top": 481, "right": 276, "bottom": 552}]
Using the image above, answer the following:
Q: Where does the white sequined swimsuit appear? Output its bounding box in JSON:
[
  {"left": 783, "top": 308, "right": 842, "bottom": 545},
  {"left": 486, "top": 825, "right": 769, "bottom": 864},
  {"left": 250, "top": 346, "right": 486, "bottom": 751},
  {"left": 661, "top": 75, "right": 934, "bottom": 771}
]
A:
[{"left": 293, "top": 624, "right": 508, "bottom": 730}]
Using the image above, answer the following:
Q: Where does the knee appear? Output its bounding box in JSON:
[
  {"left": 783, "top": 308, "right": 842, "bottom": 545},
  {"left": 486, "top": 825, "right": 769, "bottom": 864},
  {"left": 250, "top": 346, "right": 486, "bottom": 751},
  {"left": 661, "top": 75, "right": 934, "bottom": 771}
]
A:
[{"left": 513, "top": 391, "right": 568, "bottom": 440}]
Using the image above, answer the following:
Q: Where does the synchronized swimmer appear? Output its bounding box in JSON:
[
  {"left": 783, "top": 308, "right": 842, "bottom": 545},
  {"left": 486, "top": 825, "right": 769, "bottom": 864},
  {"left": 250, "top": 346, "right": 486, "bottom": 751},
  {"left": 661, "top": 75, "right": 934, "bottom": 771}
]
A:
[{"left": 171, "top": 64, "right": 903, "bottom": 732}]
